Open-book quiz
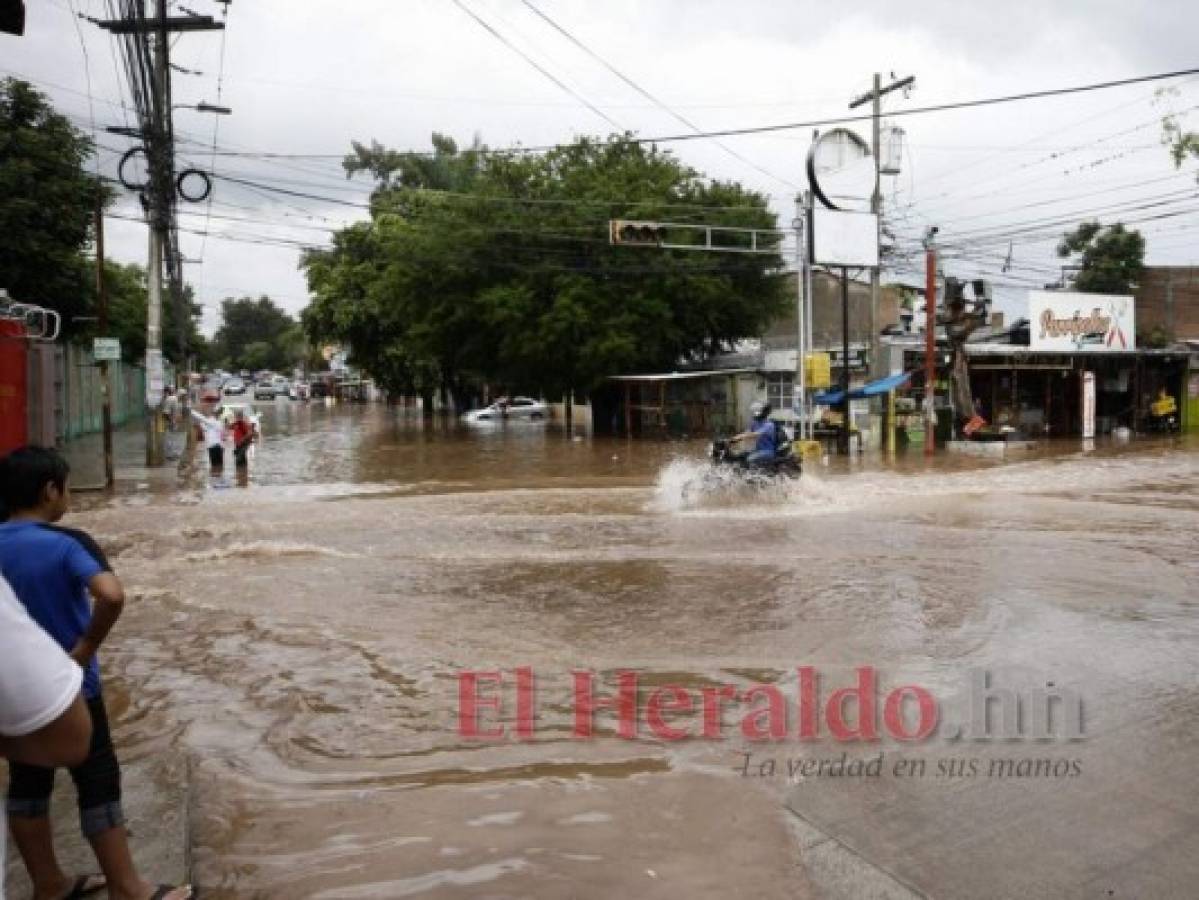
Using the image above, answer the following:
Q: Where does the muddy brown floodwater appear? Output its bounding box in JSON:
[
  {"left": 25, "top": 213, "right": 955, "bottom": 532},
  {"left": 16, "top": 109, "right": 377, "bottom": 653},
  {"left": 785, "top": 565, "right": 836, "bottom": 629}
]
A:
[{"left": 15, "top": 405, "right": 1199, "bottom": 898}]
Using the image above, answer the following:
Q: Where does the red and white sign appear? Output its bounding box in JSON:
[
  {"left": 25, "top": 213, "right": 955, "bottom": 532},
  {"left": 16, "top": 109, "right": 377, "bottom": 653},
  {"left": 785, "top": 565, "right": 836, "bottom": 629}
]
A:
[{"left": 1028, "top": 291, "right": 1135, "bottom": 352}]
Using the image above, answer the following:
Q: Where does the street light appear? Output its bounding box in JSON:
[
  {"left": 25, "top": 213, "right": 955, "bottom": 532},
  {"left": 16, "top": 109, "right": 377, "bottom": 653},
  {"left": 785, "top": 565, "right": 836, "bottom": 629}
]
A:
[{"left": 173, "top": 101, "right": 232, "bottom": 115}]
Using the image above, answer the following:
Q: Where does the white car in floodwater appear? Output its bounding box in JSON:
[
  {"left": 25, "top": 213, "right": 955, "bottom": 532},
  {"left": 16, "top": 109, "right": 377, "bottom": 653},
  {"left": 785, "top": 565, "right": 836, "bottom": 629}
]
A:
[{"left": 462, "top": 396, "right": 547, "bottom": 423}]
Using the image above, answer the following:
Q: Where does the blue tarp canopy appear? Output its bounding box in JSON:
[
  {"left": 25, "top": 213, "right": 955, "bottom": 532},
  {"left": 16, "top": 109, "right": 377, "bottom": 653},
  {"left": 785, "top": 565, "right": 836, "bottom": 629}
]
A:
[{"left": 813, "top": 371, "right": 912, "bottom": 406}]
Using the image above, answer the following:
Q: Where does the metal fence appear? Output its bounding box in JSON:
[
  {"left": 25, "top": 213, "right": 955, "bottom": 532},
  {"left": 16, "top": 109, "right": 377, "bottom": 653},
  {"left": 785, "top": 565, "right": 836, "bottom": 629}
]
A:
[{"left": 26, "top": 343, "right": 153, "bottom": 446}]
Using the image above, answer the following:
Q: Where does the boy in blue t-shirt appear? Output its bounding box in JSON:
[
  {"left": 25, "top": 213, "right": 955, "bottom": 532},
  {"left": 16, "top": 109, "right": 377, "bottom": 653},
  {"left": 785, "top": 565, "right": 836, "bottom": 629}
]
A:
[{"left": 0, "top": 447, "right": 192, "bottom": 900}]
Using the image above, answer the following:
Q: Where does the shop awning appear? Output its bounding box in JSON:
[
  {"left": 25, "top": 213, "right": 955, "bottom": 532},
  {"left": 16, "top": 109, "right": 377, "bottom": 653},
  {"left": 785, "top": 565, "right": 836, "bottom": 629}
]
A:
[{"left": 813, "top": 371, "right": 912, "bottom": 406}]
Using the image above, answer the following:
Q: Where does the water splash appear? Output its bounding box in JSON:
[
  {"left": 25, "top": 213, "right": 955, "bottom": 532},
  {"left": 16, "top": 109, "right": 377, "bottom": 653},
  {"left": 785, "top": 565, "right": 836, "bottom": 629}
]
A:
[
  {"left": 652, "top": 447, "right": 1199, "bottom": 518},
  {"left": 651, "top": 457, "right": 814, "bottom": 513}
]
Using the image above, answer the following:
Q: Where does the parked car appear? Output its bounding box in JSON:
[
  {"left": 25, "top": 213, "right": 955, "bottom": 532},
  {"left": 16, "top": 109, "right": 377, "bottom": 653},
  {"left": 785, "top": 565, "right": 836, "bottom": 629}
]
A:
[
  {"left": 253, "top": 381, "right": 277, "bottom": 400},
  {"left": 223, "top": 377, "right": 246, "bottom": 396},
  {"left": 462, "top": 396, "right": 547, "bottom": 423}
]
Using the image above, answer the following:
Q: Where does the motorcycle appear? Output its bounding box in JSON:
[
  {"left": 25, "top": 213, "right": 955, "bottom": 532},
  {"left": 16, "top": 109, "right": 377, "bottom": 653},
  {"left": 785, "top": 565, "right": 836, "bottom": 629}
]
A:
[{"left": 707, "top": 423, "right": 802, "bottom": 483}]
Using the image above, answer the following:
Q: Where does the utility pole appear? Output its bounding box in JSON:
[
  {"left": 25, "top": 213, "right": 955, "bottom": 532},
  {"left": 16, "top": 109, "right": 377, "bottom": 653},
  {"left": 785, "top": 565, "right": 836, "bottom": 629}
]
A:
[
  {"left": 923, "top": 228, "right": 939, "bottom": 458},
  {"left": 849, "top": 73, "right": 914, "bottom": 377},
  {"left": 145, "top": 0, "right": 169, "bottom": 466},
  {"left": 98, "top": 4, "right": 223, "bottom": 467},
  {"left": 94, "top": 195, "right": 114, "bottom": 488}
]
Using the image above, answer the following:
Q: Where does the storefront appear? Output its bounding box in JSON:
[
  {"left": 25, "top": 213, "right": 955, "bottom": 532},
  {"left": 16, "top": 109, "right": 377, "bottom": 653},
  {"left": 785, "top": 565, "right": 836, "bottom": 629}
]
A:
[{"left": 963, "top": 347, "right": 1189, "bottom": 437}]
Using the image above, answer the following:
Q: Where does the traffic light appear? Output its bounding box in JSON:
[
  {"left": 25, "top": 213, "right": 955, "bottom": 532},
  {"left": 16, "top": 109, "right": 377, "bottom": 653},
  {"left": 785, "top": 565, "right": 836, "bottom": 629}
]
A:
[
  {"left": 943, "top": 276, "right": 966, "bottom": 305},
  {"left": 971, "top": 279, "right": 992, "bottom": 323},
  {"left": 0, "top": 0, "right": 25, "bottom": 36},
  {"left": 609, "top": 220, "right": 665, "bottom": 246}
]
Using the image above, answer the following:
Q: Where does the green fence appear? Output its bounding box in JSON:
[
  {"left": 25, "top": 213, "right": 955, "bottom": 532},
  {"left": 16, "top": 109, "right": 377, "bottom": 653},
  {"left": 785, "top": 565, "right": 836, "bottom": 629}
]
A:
[{"left": 60, "top": 344, "right": 153, "bottom": 440}]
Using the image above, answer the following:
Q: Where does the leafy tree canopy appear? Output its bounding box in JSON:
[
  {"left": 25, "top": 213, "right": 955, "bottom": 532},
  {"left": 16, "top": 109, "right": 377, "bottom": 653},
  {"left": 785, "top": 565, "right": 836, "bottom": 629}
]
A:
[
  {"left": 0, "top": 79, "right": 206, "bottom": 365},
  {"left": 1056, "top": 220, "right": 1144, "bottom": 295},
  {"left": 78, "top": 261, "right": 206, "bottom": 364},
  {"left": 212, "top": 295, "right": 302, "bottom": 372},
  {"left": 1163, "top": 114, "right": 1199, "bottom": 171},
  {"left": 0, "top": 77, "right": 105, "bottom": 336},
  {"left": 303, "top": 133, "right": 787, "bottom": 399}
]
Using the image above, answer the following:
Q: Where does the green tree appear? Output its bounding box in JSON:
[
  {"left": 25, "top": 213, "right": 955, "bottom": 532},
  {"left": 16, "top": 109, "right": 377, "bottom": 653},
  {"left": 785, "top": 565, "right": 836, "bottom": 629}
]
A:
[
  {"left": 344, "top": 132, "right": 486, "bottom": 200},
  {"left": 1163, "top": 115, "right": 1199, "bottom": 171},
  {"left": 303, "top": 133, "right": 786, "bottom": 413},
  {"left": 0, "top": 78, "right": 105, "bottom": 335},
  {"left": 76, "top": 261, "right": 205, "bottom": 364},
  {"left": 213, "top": 295, "right": 297, "bottom": 371},
  {"left": 1056, "top": 220, "right": 1145, "bottom": 295}
]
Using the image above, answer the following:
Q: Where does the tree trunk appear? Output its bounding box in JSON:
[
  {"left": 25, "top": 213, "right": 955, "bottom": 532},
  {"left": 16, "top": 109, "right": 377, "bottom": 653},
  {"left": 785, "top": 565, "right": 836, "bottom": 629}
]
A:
[
  {"left": 564, "top": 391, "right": 573, "bottom": 432},
  {"left": 421, "top": 388, "right": 435, "bottom": 421}
]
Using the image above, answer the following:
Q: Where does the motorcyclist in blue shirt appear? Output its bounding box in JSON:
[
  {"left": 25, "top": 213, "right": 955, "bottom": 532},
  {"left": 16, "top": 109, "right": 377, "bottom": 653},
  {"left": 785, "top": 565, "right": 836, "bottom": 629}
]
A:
[{"left": 734, "top": 401, "right": 777, "bottom": 465}]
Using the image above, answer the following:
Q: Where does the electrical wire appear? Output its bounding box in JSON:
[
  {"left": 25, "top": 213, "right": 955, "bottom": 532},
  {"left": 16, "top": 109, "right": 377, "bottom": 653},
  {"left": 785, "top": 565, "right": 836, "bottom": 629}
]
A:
[
  {"left": 518, "top": 0, "right": 799, "bottom": 192},
  {"left": 195, "top": 0, "right": 229, "bottom": 262},
  {"left": 449, "top": 0, "right": 623, "bottom": 132}
]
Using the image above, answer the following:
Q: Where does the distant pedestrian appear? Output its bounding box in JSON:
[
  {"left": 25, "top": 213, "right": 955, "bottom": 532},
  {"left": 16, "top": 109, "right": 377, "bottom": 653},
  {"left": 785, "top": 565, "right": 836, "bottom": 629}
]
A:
[
  {"left": 0, "top": 446, "right": 193, "bottom": 900},
  {"left": 161, "top": 389, "right": 181, "bottom": 430},
  {"left": 191, "top": 407, "right": 225, "bottom": 473},
  {"left": 230, "top": 408, "right": 256, "bottom": 470}
]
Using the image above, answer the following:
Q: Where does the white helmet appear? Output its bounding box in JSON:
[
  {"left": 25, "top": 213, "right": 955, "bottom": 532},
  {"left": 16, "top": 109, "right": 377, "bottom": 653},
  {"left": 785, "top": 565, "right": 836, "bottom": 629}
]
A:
[{"left": 750, "top": 400, "right": 771, "bottom": 419}]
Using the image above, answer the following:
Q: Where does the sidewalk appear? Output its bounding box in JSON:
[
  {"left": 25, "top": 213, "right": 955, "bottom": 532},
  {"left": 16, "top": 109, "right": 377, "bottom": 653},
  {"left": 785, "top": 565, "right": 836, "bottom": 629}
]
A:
[
  {"left": 2, "top": 752, "right": 191, "bottom": 898},
  {"left": 60, "top": 422, "right": 194, "bottom": 495}
]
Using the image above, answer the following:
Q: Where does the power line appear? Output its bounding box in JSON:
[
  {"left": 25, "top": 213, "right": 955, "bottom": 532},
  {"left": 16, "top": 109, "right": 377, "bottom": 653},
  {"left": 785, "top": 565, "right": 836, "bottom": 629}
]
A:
[
  {"left": 196, "top": 0, "right": 229, "bottom": 262},
  {"left": 897, "top": 76, "right": 1199, "bottom": 197},
  {"left": 64, "top": 0, "right": 100, "bottom": 177},
  {"left": 899, "top": 104, "right": 1198, "bottom": 215},
  {"left": 518, "top": 0, "right": 798, "bottom": 191},
  {"left": 449, "top": 0, "right": 623, "bottom": 132},
  {"left": 516, "top": 65, "right": 1199, "bottom": 150}
]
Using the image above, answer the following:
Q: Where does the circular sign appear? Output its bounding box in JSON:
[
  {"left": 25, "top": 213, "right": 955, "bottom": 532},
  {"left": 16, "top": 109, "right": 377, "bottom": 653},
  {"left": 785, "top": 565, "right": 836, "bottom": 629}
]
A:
[
  {"left": 117, "top": 146, "right": 151, "bottom": 191},
  {"left": 176, "top": 169, "right": 212, "bottom": 203},
  {"left": 806, "top": 128, "right": 873, "bottom": 211}
]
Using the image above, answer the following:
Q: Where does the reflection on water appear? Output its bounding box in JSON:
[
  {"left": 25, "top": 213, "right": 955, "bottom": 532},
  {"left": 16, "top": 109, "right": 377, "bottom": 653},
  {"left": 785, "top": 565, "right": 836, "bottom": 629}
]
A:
[{"left": 43, "top": 406, "right": 1199, "bottom": 896}]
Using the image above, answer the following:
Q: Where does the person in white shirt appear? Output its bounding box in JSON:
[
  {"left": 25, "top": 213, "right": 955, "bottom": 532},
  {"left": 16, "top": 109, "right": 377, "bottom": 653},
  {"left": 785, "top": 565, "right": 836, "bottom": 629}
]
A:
[
  {"left": 0, "top": 575, "right": 95, "bottom": 900},
  {"left": 190, "top": 407, "right": 225, "bottom": 473}
]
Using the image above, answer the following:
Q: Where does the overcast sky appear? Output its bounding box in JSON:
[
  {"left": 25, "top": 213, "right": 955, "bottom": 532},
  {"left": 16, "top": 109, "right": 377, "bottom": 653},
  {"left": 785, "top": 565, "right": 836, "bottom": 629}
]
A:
[{"left": 4, "top": 0, "right": 1198, "bottom": 333}]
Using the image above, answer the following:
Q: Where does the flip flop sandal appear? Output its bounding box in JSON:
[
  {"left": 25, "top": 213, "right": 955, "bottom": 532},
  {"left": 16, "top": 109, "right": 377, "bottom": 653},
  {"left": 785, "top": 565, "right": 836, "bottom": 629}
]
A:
[
  {"left": 150, "top": 886, "right": 196, "bottom": 900},
  {"left": 62, "top": 874, "right": 106, "bottom": 900}
]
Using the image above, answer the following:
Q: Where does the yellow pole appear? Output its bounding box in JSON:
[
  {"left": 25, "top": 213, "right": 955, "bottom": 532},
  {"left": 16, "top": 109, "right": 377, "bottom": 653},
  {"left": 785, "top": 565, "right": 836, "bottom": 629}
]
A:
[{"left": 886, "top": 389, "right": 896, "bottom": 458}]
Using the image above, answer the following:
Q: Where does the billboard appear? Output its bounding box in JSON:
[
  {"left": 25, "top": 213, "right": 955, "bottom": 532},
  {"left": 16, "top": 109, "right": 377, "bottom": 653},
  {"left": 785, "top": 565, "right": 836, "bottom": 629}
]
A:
[
  {"left": 811, "top": 208, "right": 879, "bottom": 268},
  {"left": 1028, "top": 291, "right": 1135, "bottom": 352}
]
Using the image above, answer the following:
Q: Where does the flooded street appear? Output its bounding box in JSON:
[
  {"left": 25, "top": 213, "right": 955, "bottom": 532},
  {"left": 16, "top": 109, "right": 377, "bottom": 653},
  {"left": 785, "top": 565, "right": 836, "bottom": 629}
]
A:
[{"left": 15, "top": 405, "right": 1199, "bottom": 898}]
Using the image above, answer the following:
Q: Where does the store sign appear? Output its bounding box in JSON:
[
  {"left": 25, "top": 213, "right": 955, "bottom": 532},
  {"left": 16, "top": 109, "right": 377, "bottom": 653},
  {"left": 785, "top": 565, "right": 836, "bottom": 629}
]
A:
[
  {"left": 1028, "top": 291, "right": 1135, "bottom": 352},
  {"left": 93, "top": 337, "right": 121, "bottom": 361}
]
